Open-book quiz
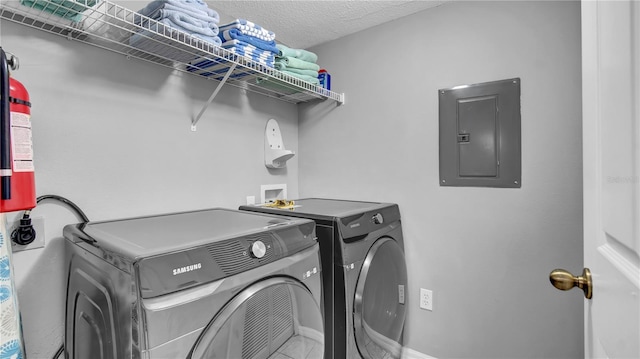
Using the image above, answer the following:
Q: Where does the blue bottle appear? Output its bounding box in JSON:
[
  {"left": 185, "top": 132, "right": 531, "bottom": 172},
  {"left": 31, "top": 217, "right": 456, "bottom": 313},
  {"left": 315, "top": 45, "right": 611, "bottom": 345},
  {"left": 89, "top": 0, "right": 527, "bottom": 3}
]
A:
[{"left": 318, "top": 69, "right": 331, "bottom": 91}]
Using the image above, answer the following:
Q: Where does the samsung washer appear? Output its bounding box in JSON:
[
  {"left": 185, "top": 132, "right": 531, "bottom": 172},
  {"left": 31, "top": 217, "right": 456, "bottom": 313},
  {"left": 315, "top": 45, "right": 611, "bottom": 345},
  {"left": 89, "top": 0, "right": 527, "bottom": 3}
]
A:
[
  {"left": 63, "top": 208, "right": 324, "bottom": 359},
  {"left": 240, "top": 198, "right": 407, "bottom": 359}
]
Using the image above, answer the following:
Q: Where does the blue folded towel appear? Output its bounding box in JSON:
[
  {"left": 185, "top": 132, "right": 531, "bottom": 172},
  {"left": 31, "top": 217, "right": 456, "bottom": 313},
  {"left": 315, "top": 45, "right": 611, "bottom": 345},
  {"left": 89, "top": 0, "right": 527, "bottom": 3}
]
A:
[
  {"left": 129, "top": 30, "right": 205, "bottom": 62},
  {"left": 219, "top": 29, "right": 279, "bottom": 53},
  {"left": 221, "top": 41, "right": 275, "bottom": 68},
  {"left": 137, "top": 0, "right": 219, "bottom": 21},
  {"left": 219, "top": 19, "right": 275, "bottom": 42},
  {"left": 134, "top": 0, "right": 221, "bottom": 46},
  {"left": 221, "top": 40, "right": 270, "bottom": 58},
  {"left": 156, "top": 3, "right": 218, "bottom": 24},
  {"left": 224, "top": 47, "right": 271, "bottom": 62},
  {"left": 163, "top": 19, "right": 220, "bottom": 44},
  {"left": 161, "top": 11, "right": 219, "bottom": 37},
  {"left": 135, "top": 19, "right": 221, "bottom": 45},
  {"left": 276, "top": 44, "right": 318, "bottom": 63},
  {"left": 225, "top": 49, "right": 275, "bottom": 68},
  {"left": 227, "top": 49, "right": 275, "bottom": 68}
]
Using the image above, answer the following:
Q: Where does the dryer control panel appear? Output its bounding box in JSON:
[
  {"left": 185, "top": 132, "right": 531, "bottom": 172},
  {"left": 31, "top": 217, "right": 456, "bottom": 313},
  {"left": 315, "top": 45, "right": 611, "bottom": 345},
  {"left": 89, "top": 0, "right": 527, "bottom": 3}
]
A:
[{"left": 338, "top": 204, "right": 400, "bottom": 242}]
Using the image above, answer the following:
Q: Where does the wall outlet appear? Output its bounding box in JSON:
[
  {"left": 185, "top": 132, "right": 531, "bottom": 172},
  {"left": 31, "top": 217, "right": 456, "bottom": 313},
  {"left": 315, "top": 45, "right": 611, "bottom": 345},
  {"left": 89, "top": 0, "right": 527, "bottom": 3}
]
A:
[
  {"left": 11, "top": 216, "right": 45, "bottom": 252},
  {"left": 420, "top": 288, "right": 433, "bottom": 311},
  {"left": 246, "top": 196, "right": 256, "bottom": 205}
]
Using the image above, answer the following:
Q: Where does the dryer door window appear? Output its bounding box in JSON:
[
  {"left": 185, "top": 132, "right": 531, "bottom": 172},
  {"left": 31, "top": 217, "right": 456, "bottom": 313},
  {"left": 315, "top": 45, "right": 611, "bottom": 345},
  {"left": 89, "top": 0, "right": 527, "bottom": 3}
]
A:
[
  {"left": 354, "top": 237, "right": 408, "bottom": 359},
  {"left": 188, "top": 277, "right": 324, "bottom": 359}
]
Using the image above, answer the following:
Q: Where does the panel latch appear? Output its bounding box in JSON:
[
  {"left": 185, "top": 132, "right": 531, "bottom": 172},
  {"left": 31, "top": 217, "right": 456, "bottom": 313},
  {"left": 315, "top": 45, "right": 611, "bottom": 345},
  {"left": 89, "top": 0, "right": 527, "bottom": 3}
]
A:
[{"left": 457, "top": 133, "right": 470, "bottom": 143}]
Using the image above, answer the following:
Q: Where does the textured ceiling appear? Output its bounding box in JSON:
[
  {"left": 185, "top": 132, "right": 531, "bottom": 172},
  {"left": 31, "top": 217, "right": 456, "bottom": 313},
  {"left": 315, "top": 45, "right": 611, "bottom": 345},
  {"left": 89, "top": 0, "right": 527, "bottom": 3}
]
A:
[{"left": 208, "top": 1, "right": 447, "bottom": 49}]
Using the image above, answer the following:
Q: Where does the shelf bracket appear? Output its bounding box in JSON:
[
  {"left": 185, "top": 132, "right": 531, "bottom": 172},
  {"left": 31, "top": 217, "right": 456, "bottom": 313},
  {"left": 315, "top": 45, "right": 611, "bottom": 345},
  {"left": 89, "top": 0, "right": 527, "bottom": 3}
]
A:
[{"left": 191, "top": 62, "right": 238, "bottom": 131}]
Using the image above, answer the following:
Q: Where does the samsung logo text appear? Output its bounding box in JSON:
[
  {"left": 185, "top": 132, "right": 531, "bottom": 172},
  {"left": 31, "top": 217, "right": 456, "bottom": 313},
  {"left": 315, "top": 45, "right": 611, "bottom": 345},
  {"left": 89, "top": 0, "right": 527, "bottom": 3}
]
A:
[{"left": 173, "top": 263, "right": 202, "bottom": 276}]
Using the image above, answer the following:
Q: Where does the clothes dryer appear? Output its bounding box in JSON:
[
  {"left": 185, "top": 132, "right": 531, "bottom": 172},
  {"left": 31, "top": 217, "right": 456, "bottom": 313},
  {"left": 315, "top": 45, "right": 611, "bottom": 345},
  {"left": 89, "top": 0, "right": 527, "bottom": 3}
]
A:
[
  {"left": 240, "top": 198, "right": 407, "bottom": 359},
  {"left": 63, "top": 208, "right": 324, "bottom": 359}
]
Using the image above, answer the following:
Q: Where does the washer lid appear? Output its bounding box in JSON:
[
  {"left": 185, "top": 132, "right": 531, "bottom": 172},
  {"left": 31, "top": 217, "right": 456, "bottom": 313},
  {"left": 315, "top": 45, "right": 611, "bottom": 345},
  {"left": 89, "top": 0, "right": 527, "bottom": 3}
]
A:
[
  {"left": 285, "top": 198, "right": 388, "bottom": 218},
  {"left": 241, "top": 198, "right": 397, "bottom": 223},
  {"left": 63, "top": 208, "right": 311, "bottom": 259}
]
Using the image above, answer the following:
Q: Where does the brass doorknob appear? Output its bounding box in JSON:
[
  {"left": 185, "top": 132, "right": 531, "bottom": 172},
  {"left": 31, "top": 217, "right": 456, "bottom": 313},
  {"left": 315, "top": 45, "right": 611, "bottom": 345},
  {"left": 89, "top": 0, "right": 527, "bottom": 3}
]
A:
[{"left": 549, "top": 268, "right": 592, "bottom": 299}]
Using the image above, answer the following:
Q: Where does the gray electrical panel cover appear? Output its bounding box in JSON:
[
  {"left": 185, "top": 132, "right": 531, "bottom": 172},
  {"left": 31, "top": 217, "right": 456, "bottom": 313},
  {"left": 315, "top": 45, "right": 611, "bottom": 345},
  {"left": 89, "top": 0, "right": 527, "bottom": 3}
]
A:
[{"left": 439, "top": 78, "right": 521, "bottom": 188}]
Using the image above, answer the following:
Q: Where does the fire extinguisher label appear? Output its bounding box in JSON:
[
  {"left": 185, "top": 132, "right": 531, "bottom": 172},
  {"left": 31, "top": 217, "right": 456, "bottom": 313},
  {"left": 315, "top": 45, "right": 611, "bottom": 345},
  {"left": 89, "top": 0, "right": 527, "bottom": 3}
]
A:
[{"left": 9, "top": 111, "right": 34, "bottom": 172}]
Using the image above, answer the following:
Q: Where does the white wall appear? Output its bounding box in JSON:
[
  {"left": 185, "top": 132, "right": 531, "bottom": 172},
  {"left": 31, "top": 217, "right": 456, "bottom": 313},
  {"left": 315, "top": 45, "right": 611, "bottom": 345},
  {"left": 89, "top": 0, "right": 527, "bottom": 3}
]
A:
[
  {"left": 1, "top": 14, "right": 299, "bottom": 358},
  {"left": 300, "top": 1, "right": 583, "bottom": 358}
]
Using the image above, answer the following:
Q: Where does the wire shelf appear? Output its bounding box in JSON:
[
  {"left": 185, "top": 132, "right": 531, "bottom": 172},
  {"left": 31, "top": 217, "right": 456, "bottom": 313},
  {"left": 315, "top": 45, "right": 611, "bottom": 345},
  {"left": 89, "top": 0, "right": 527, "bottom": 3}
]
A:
[{"left": 0, "top": 0, "right": 345, "bottom": 106}]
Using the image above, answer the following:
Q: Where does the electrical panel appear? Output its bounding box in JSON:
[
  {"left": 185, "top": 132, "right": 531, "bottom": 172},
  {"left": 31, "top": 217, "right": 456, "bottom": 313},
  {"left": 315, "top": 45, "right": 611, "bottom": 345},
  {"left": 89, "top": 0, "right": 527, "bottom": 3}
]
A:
[{"left": 439, "top": 78, "right": 521, "bottom": 188}]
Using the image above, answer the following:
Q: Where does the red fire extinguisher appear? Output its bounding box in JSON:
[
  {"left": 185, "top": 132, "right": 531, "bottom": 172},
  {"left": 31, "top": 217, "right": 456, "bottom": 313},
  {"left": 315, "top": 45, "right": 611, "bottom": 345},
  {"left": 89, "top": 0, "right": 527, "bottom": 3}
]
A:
[{"left": 0, "top": 47, "right": 36, "bottom": 213}]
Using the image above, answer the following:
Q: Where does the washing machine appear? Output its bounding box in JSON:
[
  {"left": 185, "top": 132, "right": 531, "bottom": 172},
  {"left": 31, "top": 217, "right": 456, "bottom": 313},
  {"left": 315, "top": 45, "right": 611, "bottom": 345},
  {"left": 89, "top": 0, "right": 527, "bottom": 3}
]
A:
[
  {"left": 62, "top": 208, "right": 324, "bottom": 359},
  {"left": 240, "top": 198, "right": 407, "bottom": 359}
]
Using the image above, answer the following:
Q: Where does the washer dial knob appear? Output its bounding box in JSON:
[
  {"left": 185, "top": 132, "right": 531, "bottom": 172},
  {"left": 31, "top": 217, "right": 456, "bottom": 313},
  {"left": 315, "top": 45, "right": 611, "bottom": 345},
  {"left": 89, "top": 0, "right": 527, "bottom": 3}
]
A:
[
  {"left": 250, "top": 240, "right": 267, "bottom": 259},
  {"left": 372, "top": 213, "right": 384, "bottom": 225}
]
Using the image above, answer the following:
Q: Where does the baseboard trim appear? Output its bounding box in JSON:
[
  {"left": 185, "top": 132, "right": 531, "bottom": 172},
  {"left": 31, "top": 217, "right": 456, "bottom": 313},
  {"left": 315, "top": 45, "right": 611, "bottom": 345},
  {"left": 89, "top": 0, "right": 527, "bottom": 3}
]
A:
[{"left": 401, "top": 347, "right": 437, "bottom": 359}]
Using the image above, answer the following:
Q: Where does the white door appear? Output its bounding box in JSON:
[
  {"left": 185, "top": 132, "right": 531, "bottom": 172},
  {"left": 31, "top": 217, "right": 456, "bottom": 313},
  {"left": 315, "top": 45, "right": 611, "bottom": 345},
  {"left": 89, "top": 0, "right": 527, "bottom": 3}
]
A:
[{"left": 582, "top": 0, "right": 640, "bottom": 358}]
